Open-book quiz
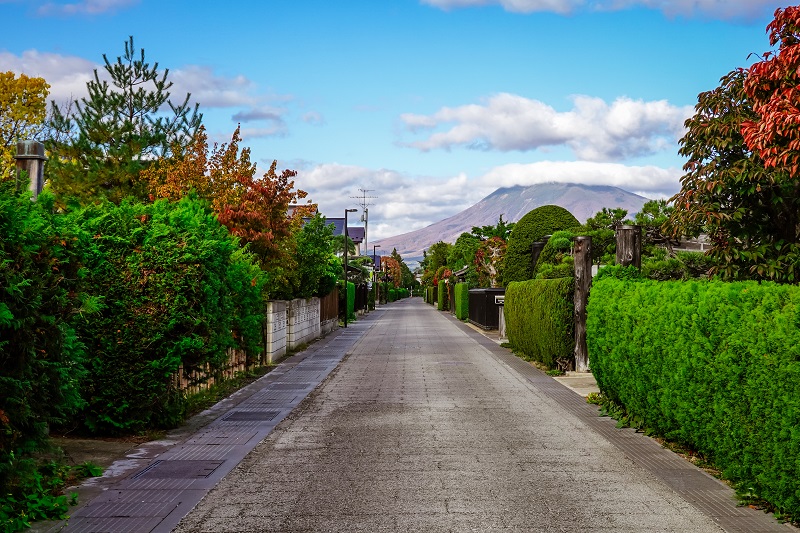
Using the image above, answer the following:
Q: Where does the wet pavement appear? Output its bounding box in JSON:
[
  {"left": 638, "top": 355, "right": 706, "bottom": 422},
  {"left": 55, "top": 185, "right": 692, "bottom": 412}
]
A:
[{"left": 47, "top": 298, "right": 793, "bottom": 532}]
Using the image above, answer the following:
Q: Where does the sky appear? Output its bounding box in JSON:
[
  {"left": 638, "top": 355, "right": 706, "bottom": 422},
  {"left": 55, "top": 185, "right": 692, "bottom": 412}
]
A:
[{"left": 0, "top": 0, "right": 790, "bottom": 243}]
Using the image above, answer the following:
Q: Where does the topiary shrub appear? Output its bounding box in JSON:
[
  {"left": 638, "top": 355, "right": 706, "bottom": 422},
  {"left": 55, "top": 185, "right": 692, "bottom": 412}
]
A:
[
  {"left": 504, "top": 278, "right": 575, "bottom": 369},
  {"left": 503, "top": 205, "right": 579, "bottom": 285},
  {"left": 454, "top": 282, "right": 469, "bottom": 320},
  {"left": 437, "top": 281, "right": 448, "bottom": 310}
]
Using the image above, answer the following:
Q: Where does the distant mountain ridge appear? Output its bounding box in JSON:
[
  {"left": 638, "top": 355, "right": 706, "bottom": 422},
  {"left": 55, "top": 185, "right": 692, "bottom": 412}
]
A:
[{"left": 372, "top": 182, "right": 649, "bottom": 262}]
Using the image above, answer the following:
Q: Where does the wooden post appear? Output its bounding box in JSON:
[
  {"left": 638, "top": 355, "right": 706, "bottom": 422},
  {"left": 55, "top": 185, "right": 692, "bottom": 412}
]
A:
[
  {"left": 574, "top": 236, "right": 592, "bottom": 373},
  {"left": 616, "top": 225, "right": 641, "bottom": 268},
  {"left": 530, "top": 241, "right": 546, "bottom": 276}
]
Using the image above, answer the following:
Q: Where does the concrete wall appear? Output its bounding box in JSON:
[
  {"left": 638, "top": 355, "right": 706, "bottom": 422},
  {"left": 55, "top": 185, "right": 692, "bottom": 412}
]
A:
[
  {"left": 287, "top": 297, "right": 321, "bottom": 350},
  {"left": 265, "top": 300, "right": 287, "bottom": 364}
]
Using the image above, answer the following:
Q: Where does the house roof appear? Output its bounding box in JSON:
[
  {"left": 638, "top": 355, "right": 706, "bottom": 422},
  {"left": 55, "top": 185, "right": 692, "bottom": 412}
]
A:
[{"left": 326, "top": 218, "right": 365, "bottom": 244}]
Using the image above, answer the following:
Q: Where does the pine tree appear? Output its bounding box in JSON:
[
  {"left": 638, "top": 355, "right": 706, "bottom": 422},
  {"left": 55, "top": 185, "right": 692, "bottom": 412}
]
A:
[{"left": 46, "top": 36, "right": 201, "bottom": 204}]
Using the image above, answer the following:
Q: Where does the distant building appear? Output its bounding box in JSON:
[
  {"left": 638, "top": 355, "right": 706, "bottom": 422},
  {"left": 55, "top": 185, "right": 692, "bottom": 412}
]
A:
[{"left": 322, "top": 218, "right": 366, "bottom": 255}]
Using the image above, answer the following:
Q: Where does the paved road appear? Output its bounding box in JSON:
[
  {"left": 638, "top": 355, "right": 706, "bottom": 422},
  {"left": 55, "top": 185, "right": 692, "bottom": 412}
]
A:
[{"left": 173, "top": 298, "right": 788, "bottom": 532}]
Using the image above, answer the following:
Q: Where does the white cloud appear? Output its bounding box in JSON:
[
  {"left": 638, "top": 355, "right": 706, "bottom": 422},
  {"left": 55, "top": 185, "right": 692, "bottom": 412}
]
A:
[
  {"left": 0, "top": 49, "right": 312, "bottom": 136},
  {"left": 0, "top": 50, "right": 95, "bottom": 104},
  {"left": 421, "top": 0, "right": 782, "bottom": 20},
  {"left": 400, "top": 92, "right": 692, "bottom": 162},
  {"left": 478, "top": 160, "right": 681, "bottom": 198},
  {"left": 296, "top": 163, "right": 491, "bottom": 240},
  {"left": 37, "top": 0, "right": 138, "bottom": 16},
  {"left": 295, "top": 159, "right": 681, "bottom": 240}
]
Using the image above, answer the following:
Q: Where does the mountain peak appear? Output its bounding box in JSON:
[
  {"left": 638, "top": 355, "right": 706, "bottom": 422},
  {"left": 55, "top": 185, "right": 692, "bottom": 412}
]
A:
[{"left": 372, "top": 182, "right": 648, "bottom": 261}]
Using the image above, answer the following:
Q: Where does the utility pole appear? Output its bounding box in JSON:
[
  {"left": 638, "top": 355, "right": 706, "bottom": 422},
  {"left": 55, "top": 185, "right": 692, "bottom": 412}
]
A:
[{"left": 351, "top": 188, "right": 378, "bottom": 256}]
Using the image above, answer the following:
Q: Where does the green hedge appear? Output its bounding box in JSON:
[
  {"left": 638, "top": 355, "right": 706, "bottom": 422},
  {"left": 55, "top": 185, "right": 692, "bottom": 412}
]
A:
[
  {"left": 347, "top": 281, "right": 355, "bottom": 319},
  {"left": 454, "top": 282, "right": 469, "bottom": 320},
  {"left": 388, "top": 288, "right": 397, "bottom": 302},
  {"left": 587, "top": 275, "right": 800, "bottom": 517},
  {"left": 0, "top": 186, "right": 88, "bottom": 519},
  {"left": 505, "top": 278, "right": 574, "bottom": 368},
  {"left": 69, "top": 196, "right": 266, "bottom": 433},
  {"left": 503, "top": 205, "right": 579, "bottom": 285},
  {"left": 437, "top": 280, "right": 448, "bottom": 311}
]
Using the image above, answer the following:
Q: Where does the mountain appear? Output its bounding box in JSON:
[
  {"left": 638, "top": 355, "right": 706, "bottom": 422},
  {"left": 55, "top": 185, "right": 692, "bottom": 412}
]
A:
[{"left": 372, "top": 182, "right": 649, "bottom": 262}]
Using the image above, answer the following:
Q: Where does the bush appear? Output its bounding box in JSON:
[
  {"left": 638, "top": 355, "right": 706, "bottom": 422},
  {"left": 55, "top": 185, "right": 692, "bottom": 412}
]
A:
[
  {"left": 503, "top": 205, "right": 579, "bottom": 285},
  {"left": 68, "top": 196, "right": 266, "bottom": 433},
  {"left": 505, "top": 278, "right": 575, "bottom": 369},
  {"left": 0, "top": 184, "right": 87, "bottom": 517},
  {"left": 587, "top": 275, "right": 800, "bottom": 517},
  {"left": 454, "top": 282, "right": 469, "bottom": 320},
  {"left": 437, "top": 281, "right": 448, "bottom": 311}
]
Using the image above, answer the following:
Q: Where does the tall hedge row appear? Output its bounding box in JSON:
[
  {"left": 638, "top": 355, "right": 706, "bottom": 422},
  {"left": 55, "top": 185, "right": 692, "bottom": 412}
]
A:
[
  {"left": 504, "top": 278, "right": 574, "bottom": 368},
  {"left": 0, "top": 186, "right": 87, "bottom": 489},
  {"left": 69, "top": 196, "right": 266, "bottom": 433},
  {"left": 454, "top": 282, "right": 469, "bottom": 320},
  {"left": 437, "top": 280, "right": 448, "bottom": 311},
  {"left": 587, "top": 276, "right": 800, "bottom": 516}
]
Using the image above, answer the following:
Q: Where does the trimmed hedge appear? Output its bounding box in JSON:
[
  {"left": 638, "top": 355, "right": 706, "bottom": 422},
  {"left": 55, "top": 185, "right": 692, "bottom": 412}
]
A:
[
  {"left": 437, "top": 280, "right": 448, "bottom": 311},
  {"left": 454, "top": 282, "right": 469, "bottom": 320},
  {"left": 347, "top": 281, "right": 355, "bottom": 319},
  {"left": 587, "top": 275, "right": 800, "bottom": 517},
  {"left": 505, "top": 278, "right": 574, "bottom": 368},
  {"left": 503, "top": 205, "right": 579, "bottom": 285}
]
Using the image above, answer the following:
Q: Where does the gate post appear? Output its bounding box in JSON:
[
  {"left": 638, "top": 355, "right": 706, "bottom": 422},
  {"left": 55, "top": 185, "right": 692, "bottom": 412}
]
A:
[
  {"left": 574, "top": 236, "right": 592, "bottom": 373},
  {"left": 615, "top": 225, "right": 641, "bottom": 268}
]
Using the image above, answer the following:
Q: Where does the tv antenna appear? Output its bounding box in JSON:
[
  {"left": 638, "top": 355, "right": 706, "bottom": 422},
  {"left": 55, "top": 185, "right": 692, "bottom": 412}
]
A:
[{"left": 351, "top": 188, "right": 378, "bottom": 256}]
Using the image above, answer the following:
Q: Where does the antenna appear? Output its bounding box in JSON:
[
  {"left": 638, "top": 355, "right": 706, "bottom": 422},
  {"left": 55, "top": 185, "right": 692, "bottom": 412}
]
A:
[{"left": 350, "top": 188, "right": 378, "bottom": 256}]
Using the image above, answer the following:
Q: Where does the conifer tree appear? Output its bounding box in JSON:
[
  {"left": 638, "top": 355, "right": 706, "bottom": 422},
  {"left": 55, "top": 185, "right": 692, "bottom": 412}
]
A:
[{"left": 46, "top": 36, "right": 201, "bottom": 204}]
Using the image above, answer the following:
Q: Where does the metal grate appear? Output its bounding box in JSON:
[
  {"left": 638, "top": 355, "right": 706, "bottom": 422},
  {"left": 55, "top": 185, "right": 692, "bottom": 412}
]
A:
[
  {"left": 221, "top": 410, "right": 281, "bottom": 422},
  {"left": 131, "top": 460, "right": 224, "bottom": 480}
]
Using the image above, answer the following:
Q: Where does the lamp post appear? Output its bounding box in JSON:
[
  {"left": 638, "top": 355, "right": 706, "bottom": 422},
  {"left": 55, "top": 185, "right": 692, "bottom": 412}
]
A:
[
  {"left": 373, "top": 244, "right": 381, "bottom": 308},
  {"left": 344, "top": 208, "right": 358, "bottom": 328}
]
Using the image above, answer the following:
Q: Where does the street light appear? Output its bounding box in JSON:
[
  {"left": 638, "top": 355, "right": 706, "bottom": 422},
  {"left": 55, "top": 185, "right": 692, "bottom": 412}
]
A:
[
  {"left": 373, "top": 244, "right": 381, "bottom": 308},
  {"left": 344, "top": 208, "right": 358, "bottom": 328}
]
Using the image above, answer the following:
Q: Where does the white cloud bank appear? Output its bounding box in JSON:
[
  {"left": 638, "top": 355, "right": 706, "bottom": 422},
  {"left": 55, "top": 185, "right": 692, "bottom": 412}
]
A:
[
  {"left": 421, "top": 0, "right": 782, "bottom": 20},
  {"left": 401, "top": 93, "right": 692, "bottom": 162},
  {"left": 296, "top": 159, "right": 681, "bottom": 240}
]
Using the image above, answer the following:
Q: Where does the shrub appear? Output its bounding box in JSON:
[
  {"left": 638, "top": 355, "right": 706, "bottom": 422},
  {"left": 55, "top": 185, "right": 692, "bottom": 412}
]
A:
[
  {"left": 454, "top": 282, "right": 469, "bottom": 320},
  {"left": 503, "top": 205, "right": 579, "bottom": 285},
  {"left": 0, "top": 184, "right": 88, "bottom": 510},
  {"left": 587, "top": 275, "right": 800, "bottom": 517},
  {"left": 437, "top": 281, "right": 448, "bottom": 311},
  {"left": 505, "top": 278, "right": 575, "bottom": 369},
  {"left": 67, "top": 195, "right": 266, "bottom": 433},
  {"left": 347, "top": 281, "right": 355, "bottom": 319}
]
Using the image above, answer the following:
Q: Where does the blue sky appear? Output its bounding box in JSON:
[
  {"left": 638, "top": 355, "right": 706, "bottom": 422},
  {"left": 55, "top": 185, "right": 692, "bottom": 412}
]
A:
[{"left": 0, "top": 0, "right": 788, "bottom": 242}]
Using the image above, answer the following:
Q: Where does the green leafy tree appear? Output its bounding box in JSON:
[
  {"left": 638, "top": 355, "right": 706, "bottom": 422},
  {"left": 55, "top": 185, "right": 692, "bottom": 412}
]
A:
[
  {"left": 295, "top": 214, "right": 339, "bottom": 297},
  {"left": 582, "top": 207, "right": 629, "bottom": 265},
  {"left": 420, "top": 240, "right": 451, "bottom": 287},
  {"left": 634, "top": 199, "right": 679, "bottom": 256},
  {"left": 46, "top": 36, "right": 201, "bottom": 205},
  {"left": 390, "top": 247, "right": 417, "bottom": 288},
  {"left": 471, "top": 214, "right": 515, "bottom": 241},
  {"left": 448, "top": 232, "right": 482, "bottom": 271}
]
